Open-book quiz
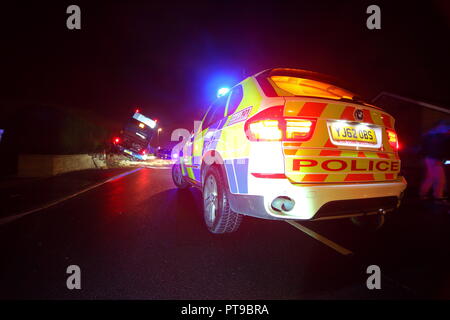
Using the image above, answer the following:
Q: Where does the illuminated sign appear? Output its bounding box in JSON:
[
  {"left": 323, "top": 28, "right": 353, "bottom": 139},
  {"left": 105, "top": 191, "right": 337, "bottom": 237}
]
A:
[{"left": 133, "top": 112, "right": 156, "bottom": 129}]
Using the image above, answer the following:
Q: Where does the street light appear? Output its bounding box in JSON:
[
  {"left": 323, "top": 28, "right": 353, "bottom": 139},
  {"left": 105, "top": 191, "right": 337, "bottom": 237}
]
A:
[{"left": 157, "top": 128, "right": 162, "bottom": 147}]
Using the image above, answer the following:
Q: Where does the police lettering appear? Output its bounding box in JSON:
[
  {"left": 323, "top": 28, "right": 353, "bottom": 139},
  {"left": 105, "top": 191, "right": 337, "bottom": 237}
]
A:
[
  {"left": 292, "top": 158, "right": 400, "bottom": 172},
  {"left": 375, "top": 160, "right": 389, "bottom": 171},
  {"left": 322, "top": 159, "right": 347, "bottom": 171},
  {"left": 292, "top": 159, "right": 318, "bottom": 171}
]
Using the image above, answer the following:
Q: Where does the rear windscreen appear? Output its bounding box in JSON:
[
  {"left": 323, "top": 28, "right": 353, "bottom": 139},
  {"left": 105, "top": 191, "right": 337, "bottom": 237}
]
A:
[{"left": 270, "top": 75, "right": 357, "bottom": 100}]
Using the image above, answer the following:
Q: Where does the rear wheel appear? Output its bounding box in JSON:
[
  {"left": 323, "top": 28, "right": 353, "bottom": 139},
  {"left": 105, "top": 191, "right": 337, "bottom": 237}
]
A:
[
  {"left": 203, "top": 166, "right": 242, "bottom": 234},
  {"left": 172, "top": 162, "right": 190, "bottom": 189}
]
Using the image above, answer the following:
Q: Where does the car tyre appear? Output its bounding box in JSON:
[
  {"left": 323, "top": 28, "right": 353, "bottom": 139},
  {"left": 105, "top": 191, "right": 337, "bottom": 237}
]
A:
[
  {"left": 203, "top": 166, "right": 243, "bottom": 234},
  {"left": 172, "top": 161, "right": 190, "bottom": 189}
]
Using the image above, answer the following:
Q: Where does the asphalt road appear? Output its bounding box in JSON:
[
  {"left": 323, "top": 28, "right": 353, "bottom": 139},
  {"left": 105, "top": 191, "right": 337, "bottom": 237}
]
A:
[{"left": 1, "top": 167, "right": 450, "bottom": 299}]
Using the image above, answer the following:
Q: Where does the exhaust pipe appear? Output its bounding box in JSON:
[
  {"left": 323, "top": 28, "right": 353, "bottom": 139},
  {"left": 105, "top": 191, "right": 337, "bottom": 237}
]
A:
[{"left": 271, "top": 196, "right": 295, "bottom": 213}]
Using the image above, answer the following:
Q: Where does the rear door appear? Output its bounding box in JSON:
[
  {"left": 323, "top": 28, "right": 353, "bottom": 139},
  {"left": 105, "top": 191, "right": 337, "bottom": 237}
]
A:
[
  {"left": 181, "top": 94, "right": 229, "bottom": 183},
  {"left": 201, "top": 93, "right": 229, "bottom": 156},
  {"left": 282, "top": 98, "right": 401, "bottom": 183}
]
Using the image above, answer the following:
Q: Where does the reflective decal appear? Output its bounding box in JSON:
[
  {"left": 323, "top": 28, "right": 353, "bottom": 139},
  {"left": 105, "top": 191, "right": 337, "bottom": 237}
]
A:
[{"left": 227, "top": 107, "right": 252, "bottom": 126}]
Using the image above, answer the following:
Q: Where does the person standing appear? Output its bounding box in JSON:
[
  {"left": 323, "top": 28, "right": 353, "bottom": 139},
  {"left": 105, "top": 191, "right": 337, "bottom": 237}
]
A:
[{"left": 419, "top": 120, "right": 450, "bottom": 204}]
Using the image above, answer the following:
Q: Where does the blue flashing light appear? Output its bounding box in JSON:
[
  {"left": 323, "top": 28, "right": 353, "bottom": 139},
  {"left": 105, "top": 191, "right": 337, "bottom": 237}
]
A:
[{"left": 217, "top": 87, "right": 230, "bottom": 98}]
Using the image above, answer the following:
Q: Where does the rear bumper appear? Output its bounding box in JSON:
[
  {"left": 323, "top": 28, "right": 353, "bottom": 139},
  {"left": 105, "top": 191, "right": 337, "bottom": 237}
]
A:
[{"left": 228, "top": 176, "right": 407, "bottom": 220}]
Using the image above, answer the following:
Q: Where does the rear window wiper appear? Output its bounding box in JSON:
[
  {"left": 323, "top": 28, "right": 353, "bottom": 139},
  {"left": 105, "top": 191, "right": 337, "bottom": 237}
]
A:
[{"left": 339, "top": 96, "right": 366, "bottom": 104}]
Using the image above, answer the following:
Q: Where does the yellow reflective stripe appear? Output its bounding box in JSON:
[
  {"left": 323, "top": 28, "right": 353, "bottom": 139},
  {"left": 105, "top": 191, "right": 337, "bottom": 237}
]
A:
[
  {"left": 284, "top": 101, "right": 303, "bottom": 116},
  {"left": 323, "top": 174, "right": 345, "bottom": 183},
  {"left": 340, "top": 151, "right": 359, "bottom": 157},
  {"left": 186, "top": 167, "right": 195, "bottom": 180},
  {"left": 320, "top": 103, "right": 343, "bottom": 119}
]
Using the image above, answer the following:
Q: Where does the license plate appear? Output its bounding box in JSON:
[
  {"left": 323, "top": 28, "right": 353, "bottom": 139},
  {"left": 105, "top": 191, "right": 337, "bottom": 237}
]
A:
[
  {"left": 124, "top": 149, "right": 133, "bottom": 155},
  {"left": 330, "top": 124, "right": 377, "bottom": 144}
]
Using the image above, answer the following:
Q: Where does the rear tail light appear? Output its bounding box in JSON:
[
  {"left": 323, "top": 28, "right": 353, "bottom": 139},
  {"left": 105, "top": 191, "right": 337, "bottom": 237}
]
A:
[
  {"left": 248, "top": 120, "right": 283, "bottom": 141},
  {"left": 285, "top": 119, "right": 314, "bottom": 140},
  {"left": 245, "top": 106, "right": 316, "bottom": 141},
  {"left": 386, "top": 129, "right": 399, "bottom": 150}
]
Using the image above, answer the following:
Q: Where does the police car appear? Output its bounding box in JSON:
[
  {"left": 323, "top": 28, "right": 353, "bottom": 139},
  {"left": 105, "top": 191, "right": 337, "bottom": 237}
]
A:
[{"left": 172, "top": 68, "right": 407, "bottom": 233}]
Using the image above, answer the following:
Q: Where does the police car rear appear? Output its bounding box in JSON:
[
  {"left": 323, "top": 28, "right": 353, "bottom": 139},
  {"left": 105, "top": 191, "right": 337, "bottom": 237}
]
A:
[{"left": 248, "top": 69, "right": 407, "bottom": 223}]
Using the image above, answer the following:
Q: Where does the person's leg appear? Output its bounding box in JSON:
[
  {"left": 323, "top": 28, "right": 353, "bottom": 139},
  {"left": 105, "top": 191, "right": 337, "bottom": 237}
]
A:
[
  {"left": 432, "top": 160, "right": 446, "bottom": 199},
  {"left": 420, "top": 157, "right": 434, "bottom": 198}
]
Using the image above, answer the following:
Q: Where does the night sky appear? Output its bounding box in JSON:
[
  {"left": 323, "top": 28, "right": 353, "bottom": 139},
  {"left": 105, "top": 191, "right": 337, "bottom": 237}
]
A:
[{"left": 1, "top": 0, "right": 449, "bottom": 142}]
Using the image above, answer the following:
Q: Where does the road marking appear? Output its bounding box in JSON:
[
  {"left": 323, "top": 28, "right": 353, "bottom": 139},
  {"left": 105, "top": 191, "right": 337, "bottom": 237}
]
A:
[
  {"left": 286, "top": 220, "right": 353, "bottom": 256},
  {"left": 104, "top": 168, "right": 143, "bottom": 181},
  {"left": 286, "top": 221, "right": 418, "bottom": 295},
  {"left": 0, "top": 168, "right": 143, "bottom": 226}
]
